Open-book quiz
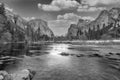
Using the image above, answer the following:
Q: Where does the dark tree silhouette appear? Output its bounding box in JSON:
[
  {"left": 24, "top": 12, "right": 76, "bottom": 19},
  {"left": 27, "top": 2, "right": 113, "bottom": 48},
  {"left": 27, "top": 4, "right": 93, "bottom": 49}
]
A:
[
  {"left": 77, "top": 28, "right": 83, "bottom": 39},
  {"left": 96, "top": 25, "right": 100, "bottom": 39},
  {"left": 13, "top": 15, "right": 18, "bottom": 24},
  {"left": 88, "top": 27, "right": 92, "bottom": 40},
  {"left": 0, "top": 3, "right": 5, "bottom": 15}
]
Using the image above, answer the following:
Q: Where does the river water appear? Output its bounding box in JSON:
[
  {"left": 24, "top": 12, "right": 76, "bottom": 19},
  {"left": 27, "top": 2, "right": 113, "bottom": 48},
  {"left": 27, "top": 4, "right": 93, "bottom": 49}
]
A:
[{"left": 2, "top": 43, "right": 120, "bottom": 80}]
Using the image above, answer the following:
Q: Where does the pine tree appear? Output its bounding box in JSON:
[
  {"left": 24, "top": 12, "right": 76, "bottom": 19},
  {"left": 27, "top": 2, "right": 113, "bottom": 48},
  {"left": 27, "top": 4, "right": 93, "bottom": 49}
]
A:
[
  {"left": 0, "top": 3, "right": 5, "bottom": 15},
  {"left": 77, "top": 29, "right": 83, "bottom": 39},
  {"left": 101, "top": 24, "right": 106, "bottom": 35},
  {"left": 92, "top": 25, "right": 96, "bottom": 39},
  {"left": 96, "top": 25, "right": 100, "bottom": 39},
  {"left": 13, "top": 15, "right": 18, "bottom": 24},
  {"left": 88, "top": 27, "right": 92, "bottom": 40},
  {"left": 84, "top": 30, "right": 88, "bottom": 39},
  {"left": 37, "top": 27, "right": 41, "bottom": 40}
]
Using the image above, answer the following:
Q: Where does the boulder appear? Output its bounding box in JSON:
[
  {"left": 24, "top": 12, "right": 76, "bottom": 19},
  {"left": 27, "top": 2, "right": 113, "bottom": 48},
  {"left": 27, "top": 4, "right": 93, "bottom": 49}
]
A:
[
  {"left": 0, "top": 71, "right": 12, "bottom": 80},
  {"left": 12, "top": 69, "right": 36, "bottom": 80}
]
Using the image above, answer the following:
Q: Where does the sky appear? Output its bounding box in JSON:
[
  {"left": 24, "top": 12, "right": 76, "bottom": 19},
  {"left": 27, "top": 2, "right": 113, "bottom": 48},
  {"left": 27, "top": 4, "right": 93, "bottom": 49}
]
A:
[{"left": 1, "top": 0, "right": 120, "bottom": 36}]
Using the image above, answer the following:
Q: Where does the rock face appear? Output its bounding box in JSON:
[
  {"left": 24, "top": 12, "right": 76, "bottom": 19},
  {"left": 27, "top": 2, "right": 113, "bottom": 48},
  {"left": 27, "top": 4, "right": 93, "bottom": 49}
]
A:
[
  {"left": 67, "top": 19, "right": 89, "bottom": 40},
  {"left": 0, "top": 3, "right": 54, "bottom": 42},
  {"left": 67, "top": 8, "right": 120, "bottom": 40},
  {"left": 0, "top": 3, "right": 25, "bottom": 42},
  {"left": 12, "top": 69, "right": 36, "bottom": 80},
  {"left": 26, "top": 19, "right": 54, "bottom": 41},
  {"left": 67, "top": 24, "right": 79, "bottom": 39}
]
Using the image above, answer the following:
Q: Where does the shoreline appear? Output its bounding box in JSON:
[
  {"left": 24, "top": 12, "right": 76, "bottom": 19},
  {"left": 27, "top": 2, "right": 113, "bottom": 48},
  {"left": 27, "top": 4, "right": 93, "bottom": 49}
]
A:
[{"left": 1, "top": 39, "right": 120, "bottom": 44}]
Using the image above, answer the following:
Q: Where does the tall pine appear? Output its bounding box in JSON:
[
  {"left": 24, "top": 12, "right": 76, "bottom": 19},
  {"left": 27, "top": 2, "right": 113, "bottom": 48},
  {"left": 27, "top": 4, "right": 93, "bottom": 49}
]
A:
[{"left": 0, "top": 3, "right": 5, "bottom": 15}]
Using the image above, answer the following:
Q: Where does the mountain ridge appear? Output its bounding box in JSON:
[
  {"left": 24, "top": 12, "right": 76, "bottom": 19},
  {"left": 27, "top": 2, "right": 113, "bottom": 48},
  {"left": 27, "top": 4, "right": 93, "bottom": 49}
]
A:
[
  {"left": 0, "top": 3, "right": 54, "bottom": 42},
  {"left": 67, "top": 7, "right": 120, "bottom": 40}
]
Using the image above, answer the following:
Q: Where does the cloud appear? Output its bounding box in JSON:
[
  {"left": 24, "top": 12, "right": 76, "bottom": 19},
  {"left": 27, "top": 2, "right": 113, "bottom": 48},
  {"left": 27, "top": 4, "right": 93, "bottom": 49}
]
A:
[
  {"left": 81, "top": 16, "right": 95, "bottom": 21},
  {"left": 82, "top": 0, "right": 120, "bottom": 6},
  {"left": 57, "top": 13, "right": 95, "bottom": 21},
  {"left": 38, "top": 0, "right": 80, "bottom": 11},
  {"left": 77, "top": 5, "right": 106, "bottom": 12},
  {"left": 23, "top": 17, "right": 35, "bottom": 21},
  {"left": 49, "top": 20, "right": 75, "bottom": 28},
  {"left": 38, "top": 0, "right": 107, "bottom": 12},
  {"left": 57, "top": 13, "right": 80, "bottom": 21},
  {"left": 38, "top": 3, "right": 61, "bottom": 11}
]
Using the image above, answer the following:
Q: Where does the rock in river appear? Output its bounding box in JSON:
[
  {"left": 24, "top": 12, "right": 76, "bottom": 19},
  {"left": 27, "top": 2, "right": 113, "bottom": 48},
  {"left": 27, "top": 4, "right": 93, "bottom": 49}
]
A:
[{"left": 0, "top": 69, "right": 36, "bottom": 80}]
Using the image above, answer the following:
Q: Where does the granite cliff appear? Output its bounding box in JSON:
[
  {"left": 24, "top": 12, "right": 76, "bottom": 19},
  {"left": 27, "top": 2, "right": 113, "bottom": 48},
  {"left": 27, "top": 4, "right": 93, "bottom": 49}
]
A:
[
  {"left": 0, "top": 3, "right": 54, "bottom": 42},
  {"left": 67, "top": 8, "right": 120, "bottom": 40}
]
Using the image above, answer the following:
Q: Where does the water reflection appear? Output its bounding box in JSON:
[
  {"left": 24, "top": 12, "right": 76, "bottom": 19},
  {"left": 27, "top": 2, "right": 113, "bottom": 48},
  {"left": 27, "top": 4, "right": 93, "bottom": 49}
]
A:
[
  {"left": 49, "top": 44, "right": 69, "bottom": 55},
  {"left": 0, "top": 43, "right": 27, "bottom": 57},
  {"left": 46, "top": 44, "right": 71, "bottom": 68}
]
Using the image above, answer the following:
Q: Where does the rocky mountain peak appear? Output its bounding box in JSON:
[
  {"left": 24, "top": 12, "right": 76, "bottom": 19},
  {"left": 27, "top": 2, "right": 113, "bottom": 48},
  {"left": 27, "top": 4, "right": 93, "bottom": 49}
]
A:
[
  {"left": 109, "top": 7, "right": 120, "bottom": 20},
  {"left": 96, "top": 10, "right": 109, "bottom": 21},
  {"left": 87, "top": 10, "right": 111, "bottom": 30},
  {"left": 28, "top": 19, "right": 54, "bottom": 38}
]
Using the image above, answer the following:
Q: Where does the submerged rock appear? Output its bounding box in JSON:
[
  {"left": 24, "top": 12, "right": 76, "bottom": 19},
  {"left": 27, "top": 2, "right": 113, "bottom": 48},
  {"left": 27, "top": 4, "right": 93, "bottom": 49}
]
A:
[
  {"left": 12, "top": 69, "right": 36, "bottom": 80},
  {"left": 0, "top": 69, "right": 36, "bottom": 80},
  {"left": 88, "top": 53, "right": 103, "bottom": 57},
  {"left": 106, "top": 55, "right": 120, "bottom": 61},
  {"left": 108, "top": 52, "right": 114, "bottom": 55},
  {"left": 0, "top": 75, "right": 4, "bottom": 80},
  {"left": 0, "top": 71, "right": 12, "bottom": 80},
  {"left": 116, "top": 53, "right": 120, "bottom": 56},
  {"left": 76, "top": 54, "right": 85, "bottom": 57},
  {"left": 60, "top": 52, "right": 70, "bottom": 56}
]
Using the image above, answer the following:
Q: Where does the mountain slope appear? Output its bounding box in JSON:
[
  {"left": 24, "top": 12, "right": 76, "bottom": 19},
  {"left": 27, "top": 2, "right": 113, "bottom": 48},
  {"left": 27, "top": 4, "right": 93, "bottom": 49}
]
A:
[
  {"left": 27, "top": 19, "right": 54, "bottom": 41},
  {"left": 0, "top": 3, "right": 54, "bottom": 42},
  {"left": 67, "top": 7, "right": 120, "bottom": 40}
]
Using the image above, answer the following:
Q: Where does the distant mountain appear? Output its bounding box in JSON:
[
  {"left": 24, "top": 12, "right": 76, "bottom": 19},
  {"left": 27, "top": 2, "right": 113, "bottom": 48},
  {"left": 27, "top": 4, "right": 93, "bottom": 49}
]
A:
[
  {"left": 67, "top": 7, "right": 120, "bottom": 40},
  {"left": 0, "top": 3, "right": 54, "bottom": 42},
  {"left": 67, "top": 24, "right": 79, "bottom": 39},
  {"left": 26, "top": 19, "right": 54, "bottom": 41}
]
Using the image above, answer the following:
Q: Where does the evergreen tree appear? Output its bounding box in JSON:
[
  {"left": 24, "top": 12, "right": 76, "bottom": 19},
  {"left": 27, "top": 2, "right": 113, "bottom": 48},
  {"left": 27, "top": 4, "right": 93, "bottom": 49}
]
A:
[
  {"left": 84, "top": 30, "right": 89, "bottom": 39},
  {"left": 13, "top": 15, "right": 18, "bottom": 24},
  {"left": 96, "top": 25, "right": 100, "bottom": 39},
  {"left": 101, "top": 24, "right": 106, "bottom": 35},
  {"left": 92, "top": 25, "right": 96, "bottom": 39},
  {"left": 77, "top": 29, "right": 83, "bottom": 39},
  {"left": 0, "top": 3, "right": 5, "bottom": 15},
  {"left": 88, "top": 27, "right": 92, "bottom": 40}
]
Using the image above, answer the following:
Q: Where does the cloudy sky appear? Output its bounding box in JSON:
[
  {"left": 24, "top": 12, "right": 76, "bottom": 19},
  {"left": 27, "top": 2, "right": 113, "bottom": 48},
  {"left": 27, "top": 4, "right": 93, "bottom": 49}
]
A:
[{"left": 1, "top": 0, "right": 120, "bottom": 36}]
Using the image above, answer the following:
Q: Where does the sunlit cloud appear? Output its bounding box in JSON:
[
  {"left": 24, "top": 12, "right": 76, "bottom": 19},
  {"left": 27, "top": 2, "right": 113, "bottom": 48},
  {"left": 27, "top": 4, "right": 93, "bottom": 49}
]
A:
[
  {"left": 38, "top": 0, "right": 108, "bottom": 12},
  {"left": 77, "top": 6, "right": 106, "bottom": 12},
  {"left": 82, "top": 0, "right": 120, "bottom": 6},
  {"left": 57, "top": 13, "right": 95, "bottom": 21},
  {"left": 23, "top": 17, "right": 35, "bottom": 21},
  {"left": 38, "top": 0, "right": 79, "bottom": 11}
]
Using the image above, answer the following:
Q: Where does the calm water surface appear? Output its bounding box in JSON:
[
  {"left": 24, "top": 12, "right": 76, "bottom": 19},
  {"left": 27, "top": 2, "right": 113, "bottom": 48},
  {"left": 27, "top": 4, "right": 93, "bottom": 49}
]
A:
[{"left": 2, "top": 43, "right": 120, "bottom": 80}]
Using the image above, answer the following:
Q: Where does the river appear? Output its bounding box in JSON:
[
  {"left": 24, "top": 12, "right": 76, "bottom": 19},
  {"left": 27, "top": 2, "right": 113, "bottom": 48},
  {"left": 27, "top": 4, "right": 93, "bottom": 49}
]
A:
[{"left": 2, "top": 42, "right": 120, "bottom": 80}]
